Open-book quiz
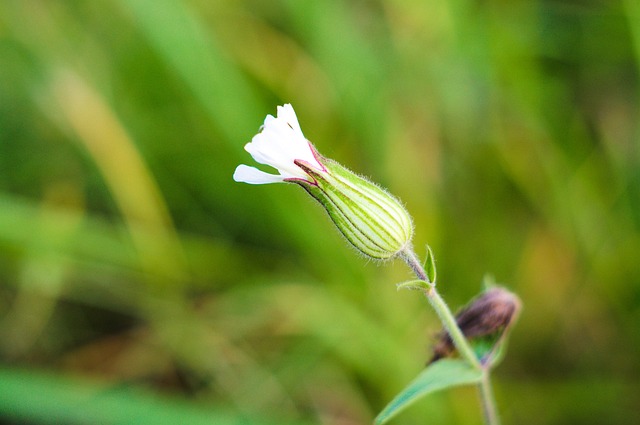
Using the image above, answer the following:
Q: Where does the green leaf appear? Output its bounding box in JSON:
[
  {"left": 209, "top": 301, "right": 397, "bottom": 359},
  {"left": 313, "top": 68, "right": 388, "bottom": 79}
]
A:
[
  {"left": 374, "top": 359, "right": 483, "bottom": 425},
  {"left": 396, "top": 279, "right": 433, "bottom": 291},
  {"left": 423, "top": 245, "right": 437, "bottom": 284}
]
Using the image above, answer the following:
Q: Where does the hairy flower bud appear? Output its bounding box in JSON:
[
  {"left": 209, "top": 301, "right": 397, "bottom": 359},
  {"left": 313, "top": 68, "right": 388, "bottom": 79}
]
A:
[
  {"left": 233, "top": 104, "right": 413, "bottom": 259},
  {"left": 295, "top": 158, "right": 413, "bottom": 259}
]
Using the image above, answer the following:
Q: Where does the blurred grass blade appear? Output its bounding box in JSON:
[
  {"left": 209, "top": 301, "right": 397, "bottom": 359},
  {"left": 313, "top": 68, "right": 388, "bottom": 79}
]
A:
[
  {"left": 0, "top": 193, "right": 137, "bottom": 270},
  {"left": 623, "top": 0, "right": 640, "bottom": 69},
  {"left": 374, "top": 359, "right": 483, "bottom": 425},
  {"left": 119, "top": 0, "right": 264, "bottom": 144},
  {"left": 283, "top": 0, "right": 388, "bottom": 160},
  {"left": 51, "top": 72, "right": 187, "bottom": 283},
  {"left": 0, "top": 367, "right": 305, "bottom": 425}
]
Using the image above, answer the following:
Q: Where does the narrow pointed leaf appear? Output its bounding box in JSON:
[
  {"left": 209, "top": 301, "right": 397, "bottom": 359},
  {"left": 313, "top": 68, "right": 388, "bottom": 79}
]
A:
[
  {"left": 374, "top": 359, "right": 483, "bottom": 425},
  {"left": 423, "top": 245, "right": 436, "bottom": 284},
  {"left": 396, "top": 279, "right": 432, "bottom": 291}
]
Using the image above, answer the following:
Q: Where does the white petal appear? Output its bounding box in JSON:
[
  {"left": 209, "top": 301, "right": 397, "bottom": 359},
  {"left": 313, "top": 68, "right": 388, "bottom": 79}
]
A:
[
  {"left": 234, "top": 104, "right": 324, "bottom": 185},
  {"left": 277, "top": 104, "right": 303, "bottom": 135},
  {"left": 233, "top": 165, "right": 285, "bottom": 184},
  {"left": 245, "top": 132, "right": 308, "bottom": 180}
]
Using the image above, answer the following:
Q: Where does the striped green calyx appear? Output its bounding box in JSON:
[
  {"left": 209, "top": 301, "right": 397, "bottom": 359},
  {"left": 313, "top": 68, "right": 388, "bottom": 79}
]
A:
[
  {"left": 233, "top": 103, "right": 412, "bottom": 259},
  {"left": 294, "top": 158, "right": 413, "bottom": 260}
]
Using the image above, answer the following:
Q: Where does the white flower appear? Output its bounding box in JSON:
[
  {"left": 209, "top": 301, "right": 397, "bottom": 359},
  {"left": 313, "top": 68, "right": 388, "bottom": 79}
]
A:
[
  {"left": 233, "top": 104, "right": 414, "bottom": 260},
  {"left": 233, "top": 104, "right": 324, "bottom": 184}
]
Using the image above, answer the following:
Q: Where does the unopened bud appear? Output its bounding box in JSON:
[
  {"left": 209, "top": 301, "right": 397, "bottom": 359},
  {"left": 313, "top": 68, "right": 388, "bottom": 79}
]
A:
[
  {"left": 295, "top": 158, "right": 413, "bottom": 259},
  {"left": 430, "top": 287, "right": 521, "bottom": 365}
]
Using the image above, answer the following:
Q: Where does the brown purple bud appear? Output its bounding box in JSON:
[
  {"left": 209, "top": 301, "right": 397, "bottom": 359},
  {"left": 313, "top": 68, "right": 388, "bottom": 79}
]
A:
[{"left": 430, "top": 287, "right": 521, "bottom": 365}]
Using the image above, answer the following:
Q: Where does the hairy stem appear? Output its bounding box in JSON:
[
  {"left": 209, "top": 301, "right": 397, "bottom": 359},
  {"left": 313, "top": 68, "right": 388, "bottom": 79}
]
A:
[
  {"left": 400, "top": 248, "right": 429, "bottom": 281},
  {"left": 400, "top": 248, "right": 481, "bottom": 370},
  {"left": 479, "top": 371, "right": 501, "bottom": 425},
  {"left": 400, "top": 248, "right": 501, "bottom": 425},
  {"left": 426, "top": 288, "right": 482, "bottom": 370}
]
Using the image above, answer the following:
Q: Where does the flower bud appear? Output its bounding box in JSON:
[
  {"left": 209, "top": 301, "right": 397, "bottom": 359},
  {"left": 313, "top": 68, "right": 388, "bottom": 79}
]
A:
[
  {"left": 233, "top": 104, "right": 413, "bottom": 259},
  {"left": 430, "top": 287, "right": 521, "bottom": 365},
  {"left": 295, "top": 158, "right": 413, "bottom": 259}
]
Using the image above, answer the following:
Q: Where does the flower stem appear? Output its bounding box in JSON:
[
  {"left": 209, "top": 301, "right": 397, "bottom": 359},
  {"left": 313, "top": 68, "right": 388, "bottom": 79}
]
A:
[
  {"left": 479, "top": 371, "right": 501, "bottom": 425},
  {"left": 400, "top": 248, "right": 500, "bottom": 425},
  {"left": 400, "top": 248, "right": 428, "bottom": 281},
  {"left": 426, "top": 288, "right": 482, "bottom": 370},
  {"left": 400, "top": 248, "right": 481, "bottom": 370}
]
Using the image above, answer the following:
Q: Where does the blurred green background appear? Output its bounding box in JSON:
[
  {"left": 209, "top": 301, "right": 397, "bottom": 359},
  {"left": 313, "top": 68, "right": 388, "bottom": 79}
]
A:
[{"left": 1, "top": 0, "right": 639, "bottom": 424}]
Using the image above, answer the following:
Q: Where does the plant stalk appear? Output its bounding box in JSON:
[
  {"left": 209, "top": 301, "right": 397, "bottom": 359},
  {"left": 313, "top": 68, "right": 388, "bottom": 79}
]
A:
[
  {"left": 400, "top": 248, "right": 501, "bottom": 425},
  {"left": 426, "top": 288, "right": 482, "bottom": 370},
  {"left": 400, "top": 249, "right": 481, "bottom": 370},
  {"left": 400, "top": 248, "right": 429, "bottom": 282},
  {"left": 479, "top": 371, "right": 501, "bottom": 425}
]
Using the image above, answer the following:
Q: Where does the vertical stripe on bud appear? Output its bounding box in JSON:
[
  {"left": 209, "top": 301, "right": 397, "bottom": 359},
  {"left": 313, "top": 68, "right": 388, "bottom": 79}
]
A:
[{"left": 295, "top": 159, "right": 413, "bottom": 260}]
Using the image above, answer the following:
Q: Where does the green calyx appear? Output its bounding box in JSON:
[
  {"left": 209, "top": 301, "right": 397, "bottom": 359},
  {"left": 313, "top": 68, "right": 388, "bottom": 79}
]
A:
[{"left": 295, "top": 159, "right": 413, "bottom": 260}]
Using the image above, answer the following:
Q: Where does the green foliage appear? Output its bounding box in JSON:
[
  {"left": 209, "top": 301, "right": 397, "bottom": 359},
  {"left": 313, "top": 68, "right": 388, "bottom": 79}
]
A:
[
  {"left": 1, "top": 0, "right": 639, "bottom": 424},
  {"left": 423, "top": 245, "right": 437, "bottom": 284},
  {"left": 396, "top": 279, "right": 433, "bottom": 291},
  {"left": 375, "top": 360, "right": 483, "bottom": 425},
  {"left": 0, "top": 367, "right": 307, "bottom": 425}
]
